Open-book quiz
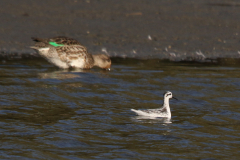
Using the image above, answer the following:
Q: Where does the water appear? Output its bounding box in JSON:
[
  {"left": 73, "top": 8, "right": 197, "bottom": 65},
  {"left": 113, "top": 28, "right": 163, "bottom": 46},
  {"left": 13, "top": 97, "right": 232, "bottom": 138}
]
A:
[{"left": 0, "top": 58, "right": 240, "bottom": 159}]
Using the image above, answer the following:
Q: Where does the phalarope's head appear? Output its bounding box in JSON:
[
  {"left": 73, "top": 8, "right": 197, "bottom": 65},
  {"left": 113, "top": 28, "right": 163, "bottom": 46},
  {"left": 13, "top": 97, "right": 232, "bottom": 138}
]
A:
[{"left": 163, "top": 91, "right": 178, "bottom": 100}]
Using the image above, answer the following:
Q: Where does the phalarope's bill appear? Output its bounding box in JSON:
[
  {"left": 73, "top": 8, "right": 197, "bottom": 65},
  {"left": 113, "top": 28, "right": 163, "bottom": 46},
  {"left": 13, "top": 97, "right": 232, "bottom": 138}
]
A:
[
  {"left": 131, "top": 91, "right": 177, "bottom": 118},
  {"left": 30, "top": 36, "right": 111, "bottom": 70}
]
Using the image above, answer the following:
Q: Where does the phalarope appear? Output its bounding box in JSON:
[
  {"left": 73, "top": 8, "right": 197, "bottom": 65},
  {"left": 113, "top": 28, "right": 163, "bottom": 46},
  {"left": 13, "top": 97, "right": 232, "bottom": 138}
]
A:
[
  {"left": 131, "top": 91, "right": 177, "bottom": 118},
  {"left": 30, "top": 36, "right": 111, "bottom": 70}
]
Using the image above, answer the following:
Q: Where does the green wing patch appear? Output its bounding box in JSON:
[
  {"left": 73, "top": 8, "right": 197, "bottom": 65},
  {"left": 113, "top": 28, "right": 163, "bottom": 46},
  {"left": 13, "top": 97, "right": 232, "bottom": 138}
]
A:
[{"left": 49, "top": 42, "right": 64, "bottom": 47}]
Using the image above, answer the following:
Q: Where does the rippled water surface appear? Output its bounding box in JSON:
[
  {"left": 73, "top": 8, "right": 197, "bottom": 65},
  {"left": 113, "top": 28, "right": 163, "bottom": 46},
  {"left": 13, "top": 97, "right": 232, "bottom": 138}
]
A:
[{"left": 0, "top": 59, "right": 240, "bottom": 159}]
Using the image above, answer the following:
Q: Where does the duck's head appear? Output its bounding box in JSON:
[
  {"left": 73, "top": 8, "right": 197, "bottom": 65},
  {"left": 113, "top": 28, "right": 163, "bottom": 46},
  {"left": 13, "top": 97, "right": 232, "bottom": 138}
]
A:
[{"left": 93, "top": 54, "right": 111, "bottom": 70}]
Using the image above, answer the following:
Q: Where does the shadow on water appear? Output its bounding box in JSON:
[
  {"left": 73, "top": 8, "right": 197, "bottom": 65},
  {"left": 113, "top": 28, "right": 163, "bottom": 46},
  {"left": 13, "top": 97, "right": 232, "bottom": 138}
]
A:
[{"left": 0, "top": 58, "right": 240, "bottom": 159}]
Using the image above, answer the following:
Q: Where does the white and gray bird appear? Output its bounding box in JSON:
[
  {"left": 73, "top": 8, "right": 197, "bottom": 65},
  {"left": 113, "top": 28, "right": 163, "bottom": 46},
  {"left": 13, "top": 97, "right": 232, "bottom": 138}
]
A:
[{"left": 131, "top": 91, "right": 177, "bottom": 118}]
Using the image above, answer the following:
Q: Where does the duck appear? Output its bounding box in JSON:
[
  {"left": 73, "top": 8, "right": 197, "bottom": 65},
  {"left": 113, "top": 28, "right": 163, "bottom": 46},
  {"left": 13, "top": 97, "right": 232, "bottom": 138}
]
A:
[
  {"left": 30, "top": 36, "right": 111, "bottom": 70},
  {"left": 131, "top": 91, "right": 177, "bottom": 118}
]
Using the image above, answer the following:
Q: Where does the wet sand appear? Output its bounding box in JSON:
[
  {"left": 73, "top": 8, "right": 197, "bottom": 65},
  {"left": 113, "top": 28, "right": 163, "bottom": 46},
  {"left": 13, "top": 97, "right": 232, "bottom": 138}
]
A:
[{"left": 0, "top": 0, "right": 240, "bottom": 61}]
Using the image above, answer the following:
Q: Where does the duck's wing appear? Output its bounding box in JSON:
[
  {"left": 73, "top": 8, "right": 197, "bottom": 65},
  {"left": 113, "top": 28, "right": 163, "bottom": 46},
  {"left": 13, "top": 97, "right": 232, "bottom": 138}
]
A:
[
  {"left": 31, "top": 36, "right": 83, "bottom": 49},
  {"left": 49, "top": 36, "right": 82, "bottom": 45},
  {"left": 54, "top": 45, "right": 91, "bottom": 65}
]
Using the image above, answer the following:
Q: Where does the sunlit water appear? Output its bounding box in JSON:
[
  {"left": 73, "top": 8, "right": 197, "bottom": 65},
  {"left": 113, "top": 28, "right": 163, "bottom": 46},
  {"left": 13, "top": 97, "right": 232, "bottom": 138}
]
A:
[{"left": 0, "top": 58, "right": 240, "bottom": 159}]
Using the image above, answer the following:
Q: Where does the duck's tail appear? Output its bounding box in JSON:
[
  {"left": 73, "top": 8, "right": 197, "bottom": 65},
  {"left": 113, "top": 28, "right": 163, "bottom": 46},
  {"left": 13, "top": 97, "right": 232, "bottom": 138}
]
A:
[
  {"left": 31, "top": 37, "right": 45, "bottom": 42},
  {"left": 30, "top": 37, "right": 50, "bottom": 49}
]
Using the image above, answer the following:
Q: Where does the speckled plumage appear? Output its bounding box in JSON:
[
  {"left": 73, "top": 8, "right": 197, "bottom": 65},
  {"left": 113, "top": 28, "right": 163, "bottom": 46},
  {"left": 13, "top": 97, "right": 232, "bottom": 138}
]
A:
[
  {"left": 131, "top": 91, "right": 177, "bottom": 118},
  {"left": 30, "top": 36, "right": 111, "bottom": 69},
  {"left": 32, "top": 36, "right": 82, "bottom": 46}
]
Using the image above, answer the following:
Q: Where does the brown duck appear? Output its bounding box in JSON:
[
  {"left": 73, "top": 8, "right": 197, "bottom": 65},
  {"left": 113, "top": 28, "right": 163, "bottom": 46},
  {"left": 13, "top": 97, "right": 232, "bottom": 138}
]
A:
[{"left": 30, "top": 36, "right": 111, "bottom": 70}]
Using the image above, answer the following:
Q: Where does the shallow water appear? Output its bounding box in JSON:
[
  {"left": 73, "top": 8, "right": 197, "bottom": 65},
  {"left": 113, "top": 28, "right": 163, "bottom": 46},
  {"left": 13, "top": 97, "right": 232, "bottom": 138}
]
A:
[{"left": 0, "top": 58, "right": 240, "bottom": 159}]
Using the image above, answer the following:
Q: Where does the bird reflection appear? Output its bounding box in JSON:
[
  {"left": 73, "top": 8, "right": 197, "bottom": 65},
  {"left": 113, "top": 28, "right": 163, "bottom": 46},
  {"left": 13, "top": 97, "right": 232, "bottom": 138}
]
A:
[
  {"left": 37, "top": 67, "right": 95, "bottom": 79},
  {"left": 38, "top": 68, "right": 110, "bottom": 80},
  {"left": 132, "top": 116, "right": 172, "bottom": 124},
  {"left": 38, "top": 70, "right": 82, "bottom": 79}
]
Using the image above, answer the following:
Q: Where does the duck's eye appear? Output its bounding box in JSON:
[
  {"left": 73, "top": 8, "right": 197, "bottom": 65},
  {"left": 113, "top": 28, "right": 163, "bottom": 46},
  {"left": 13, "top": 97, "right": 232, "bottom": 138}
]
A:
[{"left": 105, "top": 58, "right": 111, "bottom": 62}]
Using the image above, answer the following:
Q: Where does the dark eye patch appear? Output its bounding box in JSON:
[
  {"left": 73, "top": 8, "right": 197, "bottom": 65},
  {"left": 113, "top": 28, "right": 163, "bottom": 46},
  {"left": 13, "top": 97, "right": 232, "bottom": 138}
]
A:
[
  {"left": 166, "top": 93, "right": 172, "bottom": 97},
  {"left": 104, "top": 58, "right": 111, "bottom": 62}
]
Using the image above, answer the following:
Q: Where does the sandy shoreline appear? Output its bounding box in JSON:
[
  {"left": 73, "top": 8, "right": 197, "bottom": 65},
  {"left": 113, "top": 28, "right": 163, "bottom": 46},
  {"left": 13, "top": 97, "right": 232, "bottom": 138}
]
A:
[{"left": 0, "top": 0, "right": 240, "bottom": 61}]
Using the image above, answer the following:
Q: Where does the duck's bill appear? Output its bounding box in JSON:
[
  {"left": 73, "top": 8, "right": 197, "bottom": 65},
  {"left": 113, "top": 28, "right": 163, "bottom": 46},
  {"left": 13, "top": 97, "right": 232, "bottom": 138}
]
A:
[{"left": 172, "top": 97, "right": 178, "bottom": 100}]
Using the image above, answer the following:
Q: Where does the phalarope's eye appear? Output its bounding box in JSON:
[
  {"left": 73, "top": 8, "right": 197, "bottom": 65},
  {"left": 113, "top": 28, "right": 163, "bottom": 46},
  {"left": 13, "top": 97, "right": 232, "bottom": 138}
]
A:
[{"left": 166, "top": 93, "right": 172, "bottom": 97}]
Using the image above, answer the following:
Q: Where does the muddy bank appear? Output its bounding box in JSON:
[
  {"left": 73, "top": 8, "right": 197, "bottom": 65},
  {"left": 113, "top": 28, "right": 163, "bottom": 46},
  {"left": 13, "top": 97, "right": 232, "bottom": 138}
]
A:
[{"left": 0, "top": 0, "right": 240, "bottom": 61}]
